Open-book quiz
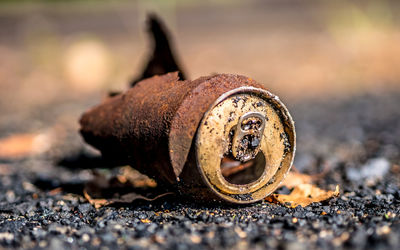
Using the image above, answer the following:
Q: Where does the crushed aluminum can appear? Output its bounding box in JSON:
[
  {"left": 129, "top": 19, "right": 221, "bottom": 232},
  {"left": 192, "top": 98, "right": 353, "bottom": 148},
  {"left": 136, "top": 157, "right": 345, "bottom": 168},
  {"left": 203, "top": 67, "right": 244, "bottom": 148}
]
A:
[{"left": 80, "top": 72, "right": 296, "bottom": 204}]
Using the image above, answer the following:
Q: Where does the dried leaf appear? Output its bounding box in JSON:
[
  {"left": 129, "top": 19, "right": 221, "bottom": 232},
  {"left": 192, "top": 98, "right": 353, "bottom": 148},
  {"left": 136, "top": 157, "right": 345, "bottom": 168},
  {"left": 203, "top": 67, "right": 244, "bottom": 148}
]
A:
[
  {"left": 280, "top": 164, "right": 332, "bottom": 189},
  {"left": 115, "top": 192, "right": 173, "bottom": 204},
  {"left": 82, "top": 167, "right": 172, "bottom": 208},
  {"left": 48, "top": 187, "right": 63, "bottom": 196},
  {"left": 280, "top": 171, "right": 313, "bottom": 189},
  {"left": 83, "top": 189, "right": 110, "bottom": 208},
  {"left": 118, "top": 166, "right": 157, "bottom": 188},
  {"left": 267, "top": 184, "right": 340, "bottom": 208},
  {"left": 0, "top": 133, "right": 51, "bottom": 158},
  {"left": 83, "top": 188, "right": 173, "bottom": 208}
]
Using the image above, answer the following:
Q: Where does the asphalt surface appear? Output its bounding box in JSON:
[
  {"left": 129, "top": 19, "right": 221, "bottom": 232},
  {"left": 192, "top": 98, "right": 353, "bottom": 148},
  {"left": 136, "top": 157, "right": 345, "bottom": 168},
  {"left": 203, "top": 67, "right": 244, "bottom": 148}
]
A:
[{"left": 0, "top": 92, "right": 400, "bottom": 249}]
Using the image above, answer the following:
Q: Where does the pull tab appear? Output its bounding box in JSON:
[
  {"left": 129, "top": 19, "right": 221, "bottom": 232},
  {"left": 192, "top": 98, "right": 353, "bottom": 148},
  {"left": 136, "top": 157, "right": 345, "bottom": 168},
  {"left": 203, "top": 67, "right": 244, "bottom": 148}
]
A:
[{"left": 231, "top": 112, "right": 266, "bottom": 162}]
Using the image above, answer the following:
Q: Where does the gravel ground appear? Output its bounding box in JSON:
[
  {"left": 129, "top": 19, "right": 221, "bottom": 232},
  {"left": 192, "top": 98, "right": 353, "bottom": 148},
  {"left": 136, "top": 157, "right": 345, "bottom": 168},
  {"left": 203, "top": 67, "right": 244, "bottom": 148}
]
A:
[{"left": 0, "top": 92, "right": 400, "bottom": 249}]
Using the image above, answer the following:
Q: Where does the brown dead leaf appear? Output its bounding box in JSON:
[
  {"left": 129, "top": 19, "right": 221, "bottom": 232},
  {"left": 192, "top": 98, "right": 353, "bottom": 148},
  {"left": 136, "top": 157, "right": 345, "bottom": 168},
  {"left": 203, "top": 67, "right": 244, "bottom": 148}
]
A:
[
  {"left": 83, "top": 189, "right": 110, "bottom": 208},
  {"left": 280, "top": 171, "right": 313, "bottom": 189},
  {"left": 111, "top": 192, "right": 174, "bottom": 204},
  {"left": 0, "top": 133, "right": 51, "bottom": 158},
  {"left": 267, "top": 184, "right": 340, "bottom": 208},
  {"left": 82, "top": 168, "right": 172, "bottom": 208},
  {"left": 118, "top": 166, "right": 157, "bottom": 188},
  {"left": 83, "top": 188, "right": 173, "bottom": 208},
  {"left": 48, "top": 187, "right": 63, "bottom": 196},
  {"left": 280, "top": 164, "right": 332, "bottom": 189}
]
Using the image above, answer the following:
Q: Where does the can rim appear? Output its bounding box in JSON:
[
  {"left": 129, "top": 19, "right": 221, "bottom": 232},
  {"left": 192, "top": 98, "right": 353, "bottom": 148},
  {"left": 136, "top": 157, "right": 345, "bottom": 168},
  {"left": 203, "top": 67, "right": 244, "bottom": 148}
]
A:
[{"left": 195, "top": 86, "right": 296, "bottom": 204}]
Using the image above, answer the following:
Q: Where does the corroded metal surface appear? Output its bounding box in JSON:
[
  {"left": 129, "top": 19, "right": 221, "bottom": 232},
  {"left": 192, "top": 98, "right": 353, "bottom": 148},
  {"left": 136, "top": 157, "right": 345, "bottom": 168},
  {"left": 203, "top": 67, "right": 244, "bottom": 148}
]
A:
[{"left": 80, "top": 72, "right": 296, "bottom": 204}]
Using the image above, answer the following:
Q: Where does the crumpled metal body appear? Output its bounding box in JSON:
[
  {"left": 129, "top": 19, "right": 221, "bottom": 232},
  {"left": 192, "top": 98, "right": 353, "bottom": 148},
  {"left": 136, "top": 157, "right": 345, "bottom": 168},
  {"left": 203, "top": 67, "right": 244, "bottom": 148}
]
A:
[{"left": 80, "top": 72, "right": 295, "bottom": 204}]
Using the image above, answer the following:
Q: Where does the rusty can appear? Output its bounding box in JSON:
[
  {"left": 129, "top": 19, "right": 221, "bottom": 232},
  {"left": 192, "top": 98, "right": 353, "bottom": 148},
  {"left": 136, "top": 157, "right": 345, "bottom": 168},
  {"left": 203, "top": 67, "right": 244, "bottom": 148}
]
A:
[{"left": 80, "top": 72, "right": 295, "bottom": 204}]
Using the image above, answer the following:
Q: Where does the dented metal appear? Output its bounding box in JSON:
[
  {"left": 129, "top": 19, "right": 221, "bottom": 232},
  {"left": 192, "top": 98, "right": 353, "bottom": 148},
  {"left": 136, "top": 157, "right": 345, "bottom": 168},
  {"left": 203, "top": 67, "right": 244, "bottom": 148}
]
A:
[{"left": 80, "top": 72, "right": 296, "bottom": 204}]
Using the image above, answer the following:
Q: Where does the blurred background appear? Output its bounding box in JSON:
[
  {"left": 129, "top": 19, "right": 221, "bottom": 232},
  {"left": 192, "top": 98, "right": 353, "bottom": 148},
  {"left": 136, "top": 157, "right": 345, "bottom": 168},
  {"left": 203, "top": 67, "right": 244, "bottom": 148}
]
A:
[
  {"left": 1, "top": 2, "right": 400, "bottom": 248},
  {"left": 0, "top": 0, "right": 400, "bottom": 146}
]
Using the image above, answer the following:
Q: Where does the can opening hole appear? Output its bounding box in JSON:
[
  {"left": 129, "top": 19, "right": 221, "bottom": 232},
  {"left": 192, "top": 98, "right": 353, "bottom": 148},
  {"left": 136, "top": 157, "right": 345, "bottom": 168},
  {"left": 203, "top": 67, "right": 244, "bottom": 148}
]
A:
[{"left": 220, "top": 152, "right": 266, "bottom": 185}]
